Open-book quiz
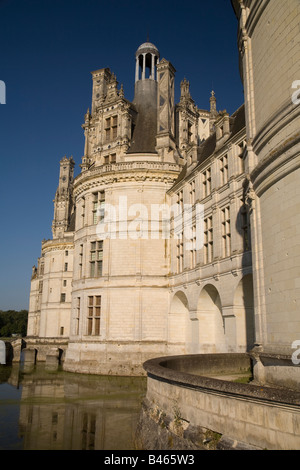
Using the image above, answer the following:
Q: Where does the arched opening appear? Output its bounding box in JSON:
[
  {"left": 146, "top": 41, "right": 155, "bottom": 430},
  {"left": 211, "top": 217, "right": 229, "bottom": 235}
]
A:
[
  {"left": 58, "top": 348, "right": 64, "bottom": 364},
  {"left": 197, "top": 284, "right": 225, "bottom": 353},
  {"left": 145, "top": 53, "right": 152, "bottom": 78},
  {"left": 137, "top": 53, "right": 158, "bottom": 81},
  {"left": 234, "top": 274, "right": 255, "bottom": 351},
  {"left": 138, "top": 54, "right": 143, "bottom": 80},
  {"left": 168, "top": 291, "right": 189, "bottom": 354}
]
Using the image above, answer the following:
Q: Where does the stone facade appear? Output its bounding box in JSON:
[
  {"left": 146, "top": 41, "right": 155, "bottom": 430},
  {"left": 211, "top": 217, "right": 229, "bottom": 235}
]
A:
[
  {"left": 27, "top": 0, "right": 300, "bottom": 386},
  {"left": 27, "top": 39, "right": 254, "bottom": 375}
]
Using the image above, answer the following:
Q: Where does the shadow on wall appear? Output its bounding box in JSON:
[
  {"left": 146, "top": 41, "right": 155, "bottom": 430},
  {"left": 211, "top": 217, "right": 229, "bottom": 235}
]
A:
[{"left": 236, "top": 189, "right": 255, "bottom": 351}]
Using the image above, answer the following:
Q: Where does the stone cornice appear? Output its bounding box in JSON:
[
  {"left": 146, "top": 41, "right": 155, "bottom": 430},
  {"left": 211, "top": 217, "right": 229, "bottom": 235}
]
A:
[
  {"left": 251, "top": 133, "right": 300, "bottom": 197},
  {"left": 73, "top": 161, "right": 181, "bottom": 197},
  {"left": 253, "top": 100, "right": 300, "bottom": 157},
  {"left": 245, "top": 0, "right": 271, "bottom": 38},
  {"left": 41, "top": 239, "right": 74, "bottom": 253}
]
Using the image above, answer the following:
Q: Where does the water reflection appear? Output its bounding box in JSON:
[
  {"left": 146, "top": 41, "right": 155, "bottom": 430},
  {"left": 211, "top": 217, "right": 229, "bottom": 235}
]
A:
[{"left": 0, "top": 364, "right": 146, "bottom": 450}]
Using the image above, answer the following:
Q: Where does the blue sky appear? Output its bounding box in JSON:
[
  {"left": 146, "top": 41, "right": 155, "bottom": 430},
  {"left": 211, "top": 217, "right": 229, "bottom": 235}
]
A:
[{"left": 0, "top": 0, "right": 243, "bottom": 310}]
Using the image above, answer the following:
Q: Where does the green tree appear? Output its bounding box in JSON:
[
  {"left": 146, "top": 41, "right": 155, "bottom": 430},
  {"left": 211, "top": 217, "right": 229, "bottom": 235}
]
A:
[{"left": 0, "top": 310, "right": 28, "bottom": 337}]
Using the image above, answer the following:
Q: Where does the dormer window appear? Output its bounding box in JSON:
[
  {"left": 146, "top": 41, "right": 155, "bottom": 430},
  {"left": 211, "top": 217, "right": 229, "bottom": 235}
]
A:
[
  {"left": 105, "top": 115, "right": 118, "bottom": 142},
  {"left": 215, "top": 113, "right": 230, "bottom": 143},
  {"left": 219, "top": 154, "right": 228, "bottom": 186}
]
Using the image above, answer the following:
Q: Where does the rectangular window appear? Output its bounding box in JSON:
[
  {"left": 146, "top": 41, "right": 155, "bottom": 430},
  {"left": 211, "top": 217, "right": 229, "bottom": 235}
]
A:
[
  {"left": 40, "top": 263, "right": 44, "bottom": 276},
  {"left": 90, "top": 241, "right": 103, "bottom": 277},
  {"left": 60, "top": 293, "right": 66, "bottom": 303},
  {"left": 176, "top": 234, "right": 184, "bottom": 273},
  {"left": 63, "top": 280, "right": 67, "bottom": 287},
  {"left": 202, "top": 167, "right": 211, "bottom": 197},
  {"left": 92, "top": 191, "right": 105, "bottom": 225},
  {"left": 38, "top": 281, "right": 43, "bottom": 294},
  {"left": 81, "top": 197, "right": 85, "bottom": 227},
  {"left": 87, "top": 295, "right": 101, "bottom": 336},
  {"left": 189, "top": 180, "right": 195, "bottom": 205},
  {"left": 112, "top": 116, "right": 118, "bottom": 139},
  {"left": 60, "top": 327, "right": 64, "bottom": 336},
  {"left": 177, "top": 190, "right": 183, "bottom": 212},
  {"left": 104, "top": 154, "right": 116, "bottom": 165},
  {"left": 190, "top": 225, "right": 197, "bottom": 269},
  {"left": 219, "top": 155, "right": 228, "bottom": 186},
  {"left": 221, "top": 206, "right": 231, "bottom": 257},
  {"left": 79, "top": 244, "right": 83, "bottom": 278},
  {"left": 64, "top": 263, "right": 68, "bottom": 272},
  {"left": 76, "top": 297, "right": 80, "bottom": 335},
  {"left": 204, "top": 216, "right": 213, "bottom": 264},
  {"left": 105, "top": 115, "right": 118, "bottom": 142}
]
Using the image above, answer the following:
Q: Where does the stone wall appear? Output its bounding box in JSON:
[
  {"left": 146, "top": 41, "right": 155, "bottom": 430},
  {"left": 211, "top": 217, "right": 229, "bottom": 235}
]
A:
[
  {"left": 138, "top": 354, "right": 300, "bottom": 450},
  {"left": 233, "top": 0, "right": 300, "bottom": 389}
]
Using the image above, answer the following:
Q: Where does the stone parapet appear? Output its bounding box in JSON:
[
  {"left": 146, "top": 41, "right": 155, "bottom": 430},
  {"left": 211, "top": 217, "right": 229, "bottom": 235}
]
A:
[{"left": 139, "top": 354, "right": 300, "bottom": 450}]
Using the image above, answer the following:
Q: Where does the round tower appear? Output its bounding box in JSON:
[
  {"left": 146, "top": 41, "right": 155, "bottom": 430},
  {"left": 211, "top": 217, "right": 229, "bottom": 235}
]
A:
[
  {"left": 233, "top": 0, "right": 300, "bottom": 390},
  {"left": 63, "top": 42, "right": 181, "bottom": 376}
]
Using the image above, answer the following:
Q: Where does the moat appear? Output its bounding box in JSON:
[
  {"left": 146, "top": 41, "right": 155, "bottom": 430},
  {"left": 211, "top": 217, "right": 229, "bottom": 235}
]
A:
[{"left": 0, "top": 364, "right": 146, "bottom": 450}]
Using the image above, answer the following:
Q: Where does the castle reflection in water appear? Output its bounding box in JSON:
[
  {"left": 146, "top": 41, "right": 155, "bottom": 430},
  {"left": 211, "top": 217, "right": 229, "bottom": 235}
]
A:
[{"left": 0, "top": 364, "right": 146, "bottom": 450}]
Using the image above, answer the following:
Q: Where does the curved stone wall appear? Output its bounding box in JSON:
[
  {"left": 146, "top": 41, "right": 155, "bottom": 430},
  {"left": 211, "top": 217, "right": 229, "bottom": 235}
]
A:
[
  {"left": 232, "top": 0, "right": 300, "bottom": 389},
  {"left": 136, "top": 354, "right": 300, "bottom": 450}
]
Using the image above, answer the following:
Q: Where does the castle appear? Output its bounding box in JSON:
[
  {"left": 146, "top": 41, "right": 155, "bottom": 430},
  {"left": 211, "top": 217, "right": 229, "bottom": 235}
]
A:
[{"left": 26, "top": 0, "right": 300, "bottom": 390}]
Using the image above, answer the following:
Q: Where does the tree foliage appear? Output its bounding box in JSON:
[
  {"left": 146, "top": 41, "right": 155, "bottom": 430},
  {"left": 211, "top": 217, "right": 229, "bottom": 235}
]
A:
[{"left": 0, "top": 310, "right": 28, "bottom": 337}]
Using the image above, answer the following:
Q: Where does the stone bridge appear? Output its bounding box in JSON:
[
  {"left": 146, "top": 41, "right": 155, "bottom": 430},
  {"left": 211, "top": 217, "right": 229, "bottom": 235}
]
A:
[
  {"left": 0, "top": 338, "right": 24, "bottom": 365},
  {"left": 0, "top": 337, "right": 68, "bottom": 371}
]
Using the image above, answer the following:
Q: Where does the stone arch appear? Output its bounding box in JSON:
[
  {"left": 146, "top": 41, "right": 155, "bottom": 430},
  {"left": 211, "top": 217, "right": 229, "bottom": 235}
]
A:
[
  {"left": 197, "top": 284, "right": 226, "bottom": 353},
  {"left": 0, "top": 340, "right": 6, "bottom": 364},
  {"left": 168, "top": 291, "right": 189, "bottom": 354},
  {"left": 234, "top": 274, "right": 255, "bottom": 351}
]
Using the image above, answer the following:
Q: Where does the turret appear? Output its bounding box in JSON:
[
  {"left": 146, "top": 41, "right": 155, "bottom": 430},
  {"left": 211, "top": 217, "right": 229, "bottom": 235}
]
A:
[
  {"left": 52, "top": 156, "right": 75, "bottom": 239},
  {"left": 209, "top": 90, "right": 218, "bottom": 134},
  {"left": 129, "top": 42, "right": 160, "bottom": 153}
]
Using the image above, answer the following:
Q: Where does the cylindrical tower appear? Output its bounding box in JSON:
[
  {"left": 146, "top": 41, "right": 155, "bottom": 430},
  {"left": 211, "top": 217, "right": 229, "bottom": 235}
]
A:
[
  {"left": 63, "top": 42, "right": 181, "bottom": 376},
  {"left": 232, "top": 0, "right": 300, "bottom": 390}
]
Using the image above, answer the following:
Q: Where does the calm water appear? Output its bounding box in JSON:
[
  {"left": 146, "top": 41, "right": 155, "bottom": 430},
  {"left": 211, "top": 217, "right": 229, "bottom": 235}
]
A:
[{"left": 0, "top": 364, "right": 146, "bottom": 450}]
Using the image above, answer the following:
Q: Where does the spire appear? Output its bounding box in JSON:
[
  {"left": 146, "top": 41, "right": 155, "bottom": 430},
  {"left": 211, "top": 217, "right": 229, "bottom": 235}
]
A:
[
  {"left": 209, "top": 90, "right": 218, "bottom": 135},
  {"left": 179, "top": 78, "right": 194, "bottom": 105},
  {"left": 52, "top": 156, "right": 75, "bottom": 239},
  {"left": 210, "top": 90, "right": 217, "bottom": 116}
]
